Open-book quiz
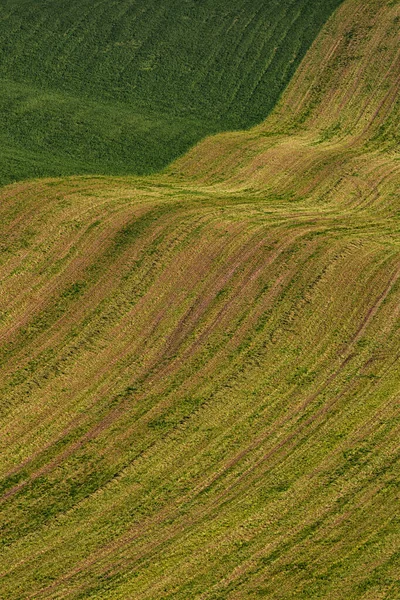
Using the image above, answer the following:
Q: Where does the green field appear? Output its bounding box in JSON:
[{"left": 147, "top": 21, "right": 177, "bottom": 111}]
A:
[
  {"left": 0, "top": 0, "right": 343, "bottom": 185},
  {"left": 1, "top": 0, "right": 400, "bottom": 598}
]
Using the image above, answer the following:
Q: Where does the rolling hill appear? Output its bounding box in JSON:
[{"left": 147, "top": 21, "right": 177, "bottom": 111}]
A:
[
  {"left": 0, "top": 0, "right": 400, "bottom": 598},
  {"left": 0, "top": 0, "right": 343, "bottom": 185}
]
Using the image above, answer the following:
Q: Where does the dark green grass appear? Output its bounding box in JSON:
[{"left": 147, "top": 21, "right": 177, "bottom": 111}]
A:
[
  {"left": 0, "top": 0, "right": 343, "bottom": 185},
  {"left": 0, "top": 79, "right": 216, "bottom": 182}
]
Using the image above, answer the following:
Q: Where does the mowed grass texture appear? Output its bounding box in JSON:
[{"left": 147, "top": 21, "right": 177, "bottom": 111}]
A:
[
  {"left": 1, "top": 0, "right": 400, "bottom": 598},
  {"left": 0, "top": 0, "right": 343, "bottom": 185}
]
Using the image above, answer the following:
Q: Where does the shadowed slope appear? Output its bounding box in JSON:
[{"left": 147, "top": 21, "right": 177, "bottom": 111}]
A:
[
  {"left": 0, "top": 0, "right": 343, "bottom": 185},
  {"left": 0, "top": 0, "right": 399, "bottom": 598}
]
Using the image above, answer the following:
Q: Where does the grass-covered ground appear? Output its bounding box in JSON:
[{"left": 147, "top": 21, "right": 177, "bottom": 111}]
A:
[
  {"left": 0, "top": 0, "right": 399, "bottom": 598},
  {"left": 0, "top": 0, "right": 343, "bottom": 185}
]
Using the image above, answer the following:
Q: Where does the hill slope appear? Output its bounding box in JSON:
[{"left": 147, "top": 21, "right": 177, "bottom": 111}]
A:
[
  {"left": 0, "top": 0, "right": 343, "bottom": 186},
  {"left": 0, "top": 0, "right": 399, "bottom": 598},
  {"left": 172, "top": 0, "right": 400, "bottom": 185}
]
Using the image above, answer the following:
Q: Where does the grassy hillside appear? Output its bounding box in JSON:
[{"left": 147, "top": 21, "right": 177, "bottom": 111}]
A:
[
  {"left": 1, "top": 0, "right": 400, "bottom": 598},
  {"left": 0, "top": 0, "right": 343, "bottom": 185},
  {"left": 172, "top": 0, "right": 400, "bottom": 184}
]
